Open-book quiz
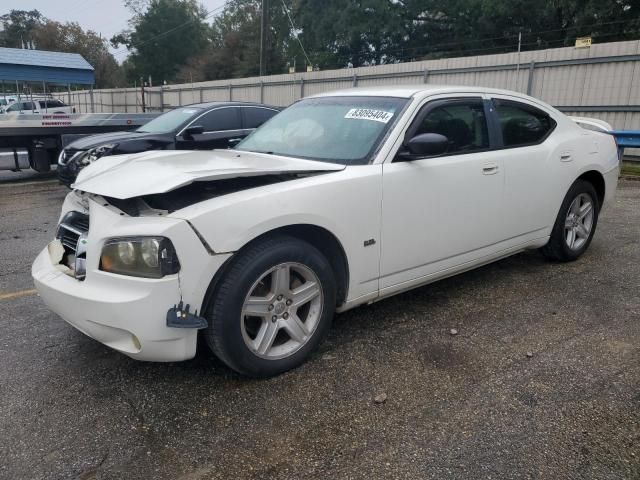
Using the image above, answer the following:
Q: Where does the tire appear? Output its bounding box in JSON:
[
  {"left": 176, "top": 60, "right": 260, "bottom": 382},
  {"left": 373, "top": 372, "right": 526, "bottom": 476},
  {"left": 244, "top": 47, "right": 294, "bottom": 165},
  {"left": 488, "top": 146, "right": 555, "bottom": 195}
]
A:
[
  {"left": 541, "top": 179, "right": 600, "bottom": 262},
  {"left": 203, "top": 235, "right": 337, "bottom": 377}
]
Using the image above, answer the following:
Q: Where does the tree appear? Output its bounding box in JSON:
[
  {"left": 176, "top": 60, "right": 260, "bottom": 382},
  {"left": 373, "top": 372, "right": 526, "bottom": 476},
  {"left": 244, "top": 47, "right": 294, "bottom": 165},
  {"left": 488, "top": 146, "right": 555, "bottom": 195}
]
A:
[
  {"left": 0, "top": 9, "right": 43, "bottom": 48},
  {"left": 175, "top": 0, "right": 294, "bottom": 83},
  {"left": 111, "top": 0, "right": 211, "bottom": 84},
  {"left": 293, "top": 0, "right": 407, "bottom": 69}
]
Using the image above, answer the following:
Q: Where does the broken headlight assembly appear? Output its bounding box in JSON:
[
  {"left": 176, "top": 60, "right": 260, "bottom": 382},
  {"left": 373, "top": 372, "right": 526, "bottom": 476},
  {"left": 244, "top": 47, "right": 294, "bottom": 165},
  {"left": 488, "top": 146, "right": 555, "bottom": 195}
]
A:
[
  {"left": 78, "top": 144, "right": 117, "bottom": 166},
  {"left": 99, "top": 237, "right": 180, "bottom": 279}
]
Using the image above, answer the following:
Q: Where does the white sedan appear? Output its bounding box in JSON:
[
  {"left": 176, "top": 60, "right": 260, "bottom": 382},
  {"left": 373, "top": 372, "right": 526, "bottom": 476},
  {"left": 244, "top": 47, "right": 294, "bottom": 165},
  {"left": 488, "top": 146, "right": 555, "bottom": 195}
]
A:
[{"left": 32, "top": 86, "right": 620, "bottom": 377}]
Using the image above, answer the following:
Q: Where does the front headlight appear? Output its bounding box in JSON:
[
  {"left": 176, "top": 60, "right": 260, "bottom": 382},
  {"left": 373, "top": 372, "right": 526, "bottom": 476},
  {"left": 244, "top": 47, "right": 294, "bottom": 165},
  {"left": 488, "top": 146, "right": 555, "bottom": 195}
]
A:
[
  {"left": 100, "top": 237, "right": 180, "bottom": 278},
  {"left": 78, "top": 144, "right": 117, "bottom": 166}
]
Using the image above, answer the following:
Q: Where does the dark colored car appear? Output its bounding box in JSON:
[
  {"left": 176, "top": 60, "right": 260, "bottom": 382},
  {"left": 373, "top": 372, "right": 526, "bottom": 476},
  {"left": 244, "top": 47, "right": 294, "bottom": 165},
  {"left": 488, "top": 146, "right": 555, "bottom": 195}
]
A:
[{"left": 57, "top": 101, "right": 281, "bottom": 185}]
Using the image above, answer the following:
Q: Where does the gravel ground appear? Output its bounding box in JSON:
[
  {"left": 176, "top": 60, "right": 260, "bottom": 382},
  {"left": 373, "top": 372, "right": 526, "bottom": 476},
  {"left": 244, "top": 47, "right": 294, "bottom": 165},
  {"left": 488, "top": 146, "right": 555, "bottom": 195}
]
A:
[{"left": 0, "top": 176, "right": 638, "bottom": 480}]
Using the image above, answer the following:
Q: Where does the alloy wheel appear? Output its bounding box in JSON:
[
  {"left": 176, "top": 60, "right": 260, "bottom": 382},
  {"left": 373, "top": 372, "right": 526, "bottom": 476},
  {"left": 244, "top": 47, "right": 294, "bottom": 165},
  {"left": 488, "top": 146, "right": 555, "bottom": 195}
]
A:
[
  {"left": 240, "top": 262, "right": 324, "bottom": 360},
  {"left": 564, "top": 193, "right": 594, "bottom": 251}
]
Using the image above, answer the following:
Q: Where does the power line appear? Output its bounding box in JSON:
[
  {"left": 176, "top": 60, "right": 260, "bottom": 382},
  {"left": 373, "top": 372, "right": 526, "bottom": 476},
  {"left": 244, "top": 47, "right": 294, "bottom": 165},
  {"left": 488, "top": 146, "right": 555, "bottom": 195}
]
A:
[{"left": 280, "top": 0, "right": 312, "bottom": 67}]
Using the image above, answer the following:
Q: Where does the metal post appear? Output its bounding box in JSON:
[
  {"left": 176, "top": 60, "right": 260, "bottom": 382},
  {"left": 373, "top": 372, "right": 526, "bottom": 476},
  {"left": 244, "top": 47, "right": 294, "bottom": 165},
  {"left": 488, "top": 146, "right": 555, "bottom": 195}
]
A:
[
  {"left": 229, "top": 84, "right": 233, "bottom": 101},
  {"left": 42, "top": 81, "right": 47, "bottom": 113},
  {"left": 527, "top": 61, "right": 536, "bottom": 95},
  {"left": 141, "top": 80, "right": 146, "bottom": 112},
  {"left": 67, "top": 84, "right": 71, "bottom": 108},
  {"left": 423, "top": 69, "right": 430, "bottom": 84},
  {"left": 125, "top": 87, "right": 128, "bottom": 113},
  {"left": 178, "top": 88, "right": 182, "bottom": 106},
  {"left": 110, "top": 90, "right": 114, "bottom": 113},
  {"left": 260, "top": 81, "right": 264, "bottom": 103},
  {"left": 90, "top": 86, "right": 95, "bottom": 113},
  {"left": 199, "top": 87, "right": 203, "bottom": 103},
  {"left": 352, "top": 74, "right": 358, "bottom": 87},
  {"left": 159, "top": 86, "right": 164, "bottom": 112},
  {"left": 300, "top": 78, "right": 305, "bottom": 99}
]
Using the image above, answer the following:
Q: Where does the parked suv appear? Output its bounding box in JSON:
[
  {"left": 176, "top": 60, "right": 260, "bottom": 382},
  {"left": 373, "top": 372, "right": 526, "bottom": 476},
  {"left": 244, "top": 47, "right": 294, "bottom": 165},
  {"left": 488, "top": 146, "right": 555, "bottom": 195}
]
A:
[
  {"left": 4, "top": 98, "right": 73, "bottom": 114},
  {"left": 57, "top": 101, "right": 281, "bottom": 185}
]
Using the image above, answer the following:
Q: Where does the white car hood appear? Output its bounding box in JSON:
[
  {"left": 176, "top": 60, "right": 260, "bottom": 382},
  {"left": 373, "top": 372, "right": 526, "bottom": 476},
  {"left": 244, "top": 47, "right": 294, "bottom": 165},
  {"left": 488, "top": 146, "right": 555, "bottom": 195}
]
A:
[{"left": 72, "top": 149, "right": 345, "bottom": 199}]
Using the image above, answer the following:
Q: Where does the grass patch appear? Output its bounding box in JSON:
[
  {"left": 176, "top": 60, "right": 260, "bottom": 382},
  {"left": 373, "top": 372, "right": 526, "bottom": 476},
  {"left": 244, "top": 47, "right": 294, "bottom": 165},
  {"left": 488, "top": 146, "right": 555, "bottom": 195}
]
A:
[{"left": 621, "top": 160, "right": 640, "bottom": 177}]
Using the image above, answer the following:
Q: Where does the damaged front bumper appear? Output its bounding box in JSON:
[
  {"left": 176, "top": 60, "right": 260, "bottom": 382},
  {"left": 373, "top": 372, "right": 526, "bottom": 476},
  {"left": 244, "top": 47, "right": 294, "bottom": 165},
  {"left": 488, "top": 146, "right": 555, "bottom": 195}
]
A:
[
  {"left": 32, "top": 245, "right": 196, "bottom": 361},
  {"left": 31, "top": 192, "right": 233, "bottom": 362}
]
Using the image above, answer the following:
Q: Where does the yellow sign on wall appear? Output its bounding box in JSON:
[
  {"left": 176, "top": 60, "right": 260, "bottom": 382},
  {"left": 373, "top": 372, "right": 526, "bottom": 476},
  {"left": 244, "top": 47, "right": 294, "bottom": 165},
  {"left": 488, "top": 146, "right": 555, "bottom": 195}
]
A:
[{"left": 575, "top": 37, "right": 592, "bottom": 48}]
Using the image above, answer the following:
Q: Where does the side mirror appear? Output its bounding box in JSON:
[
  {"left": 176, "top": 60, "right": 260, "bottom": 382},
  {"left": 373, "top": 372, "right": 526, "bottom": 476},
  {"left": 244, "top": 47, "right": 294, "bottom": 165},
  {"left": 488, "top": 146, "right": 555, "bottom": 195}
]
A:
[
  {"left": 182, "top": 125, "right": 204, "bottom": 140},
  {"left": 398, "top": 133, "right": 449, "bottom": 160}
]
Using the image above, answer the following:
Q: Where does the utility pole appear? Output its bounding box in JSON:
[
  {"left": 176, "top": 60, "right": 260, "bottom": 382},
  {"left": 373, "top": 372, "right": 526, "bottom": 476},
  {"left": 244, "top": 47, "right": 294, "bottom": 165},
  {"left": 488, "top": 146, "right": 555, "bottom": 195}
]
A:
[
  {"left": 259, "top": 0, "right": 269, "bottom": 76},
  {"left": 515, "top": 31, "right": 522, "bottom": 91}
]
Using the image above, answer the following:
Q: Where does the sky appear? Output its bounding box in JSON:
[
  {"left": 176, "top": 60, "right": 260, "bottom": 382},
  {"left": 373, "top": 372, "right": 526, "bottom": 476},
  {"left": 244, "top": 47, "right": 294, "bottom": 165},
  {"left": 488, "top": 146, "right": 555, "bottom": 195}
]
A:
[{"left": 2, "top": 0, "right": 227, "bottom": 59}]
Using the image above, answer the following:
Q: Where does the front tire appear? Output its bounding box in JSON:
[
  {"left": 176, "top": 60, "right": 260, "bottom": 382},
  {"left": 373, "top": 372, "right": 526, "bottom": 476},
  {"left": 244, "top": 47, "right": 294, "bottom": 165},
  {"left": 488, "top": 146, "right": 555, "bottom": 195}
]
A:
[
  {"left": 541, "top": 179, "right": 600, "bottom": 262},
  {"left": 204, "top": 235, "right": 336, "bottom": 377}
]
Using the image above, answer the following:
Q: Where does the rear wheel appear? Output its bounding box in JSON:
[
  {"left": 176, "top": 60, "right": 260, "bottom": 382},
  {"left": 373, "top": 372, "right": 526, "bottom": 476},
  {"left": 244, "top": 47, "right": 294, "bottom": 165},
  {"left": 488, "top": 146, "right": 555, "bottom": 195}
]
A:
[
  {"left": 204, "top": 235, "right": 336, "bottom": 377},
  {"left": 541, "top": 179, "right": 599, "bottom": 262}
]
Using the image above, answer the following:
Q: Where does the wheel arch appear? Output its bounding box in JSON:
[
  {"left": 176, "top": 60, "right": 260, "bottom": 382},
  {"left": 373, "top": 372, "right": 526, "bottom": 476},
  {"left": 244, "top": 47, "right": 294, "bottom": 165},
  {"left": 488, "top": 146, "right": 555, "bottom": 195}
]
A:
[
  {"left": 200, "top": 223, "right": 350, "bottom": 316},
  {"left": 576, "top": 170, "right": 605, "bottom": 207}
]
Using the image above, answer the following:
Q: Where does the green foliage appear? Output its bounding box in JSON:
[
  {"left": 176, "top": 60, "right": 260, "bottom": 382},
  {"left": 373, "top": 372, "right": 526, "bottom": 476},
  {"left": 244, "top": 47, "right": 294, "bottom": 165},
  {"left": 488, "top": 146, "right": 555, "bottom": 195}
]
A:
[
  {"left": 0, "top": 9, "right": 44, "bottom": 48},
  {"left": 111, "top": 0, "right": 211, "bottom": 84},
  {"left": 4, "top": 0, "right": 640, "bottom": 87}
]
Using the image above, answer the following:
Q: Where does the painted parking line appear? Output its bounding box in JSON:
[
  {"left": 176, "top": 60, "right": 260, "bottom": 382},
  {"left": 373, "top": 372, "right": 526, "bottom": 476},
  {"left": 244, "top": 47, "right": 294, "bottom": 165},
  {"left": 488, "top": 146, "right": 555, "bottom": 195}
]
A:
[{"left": 0, "top": 289, "right": 37, "bottom": 301}]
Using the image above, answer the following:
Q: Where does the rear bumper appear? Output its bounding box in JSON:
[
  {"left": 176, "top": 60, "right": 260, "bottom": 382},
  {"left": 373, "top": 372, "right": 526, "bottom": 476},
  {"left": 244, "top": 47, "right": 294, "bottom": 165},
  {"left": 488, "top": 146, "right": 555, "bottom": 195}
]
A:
[
  {"left": 32, "top": 243, "right": 197, "bottom": 362},
  {"left": 602, "top": 165, "right": 620, "bottom": 211}
]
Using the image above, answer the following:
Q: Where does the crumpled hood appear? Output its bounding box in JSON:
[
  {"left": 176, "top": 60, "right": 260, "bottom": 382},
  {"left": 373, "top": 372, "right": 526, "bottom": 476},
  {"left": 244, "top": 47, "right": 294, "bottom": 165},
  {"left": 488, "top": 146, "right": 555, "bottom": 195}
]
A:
[{"left": 72, "top": 149, "right": 345, "bottom": 200}]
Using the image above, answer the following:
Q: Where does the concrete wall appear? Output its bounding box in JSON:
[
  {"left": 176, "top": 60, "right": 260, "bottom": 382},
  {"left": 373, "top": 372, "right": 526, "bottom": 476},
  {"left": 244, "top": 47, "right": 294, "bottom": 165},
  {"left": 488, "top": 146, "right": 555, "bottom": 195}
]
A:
[{"left": 67, "top": 40, "right": 640, "bottom": 134}]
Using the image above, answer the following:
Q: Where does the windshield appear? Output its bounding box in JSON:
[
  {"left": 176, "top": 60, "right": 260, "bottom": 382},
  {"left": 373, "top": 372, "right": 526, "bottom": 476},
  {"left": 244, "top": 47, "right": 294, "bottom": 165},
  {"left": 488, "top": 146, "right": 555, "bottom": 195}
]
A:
[
  {"left": 137, "top": 107, "right": 203, "bottom": 134},
  {"left": 236, "top": 96, "right": 408, "bottom": 165}
]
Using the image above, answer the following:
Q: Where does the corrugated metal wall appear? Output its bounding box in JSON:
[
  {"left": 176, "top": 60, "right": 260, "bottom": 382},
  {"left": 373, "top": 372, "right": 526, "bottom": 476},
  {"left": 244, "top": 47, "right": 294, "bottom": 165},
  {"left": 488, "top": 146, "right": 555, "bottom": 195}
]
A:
[{"left": 68, "top": 39, "right": 640, "bottom": 132}]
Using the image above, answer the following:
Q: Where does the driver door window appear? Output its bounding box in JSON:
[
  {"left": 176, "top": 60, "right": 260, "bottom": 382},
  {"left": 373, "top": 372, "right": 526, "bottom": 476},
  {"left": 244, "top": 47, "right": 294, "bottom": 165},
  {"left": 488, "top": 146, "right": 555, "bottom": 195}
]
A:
[{"left": 414, "top": 101, "right": 489, "bottom": 155}]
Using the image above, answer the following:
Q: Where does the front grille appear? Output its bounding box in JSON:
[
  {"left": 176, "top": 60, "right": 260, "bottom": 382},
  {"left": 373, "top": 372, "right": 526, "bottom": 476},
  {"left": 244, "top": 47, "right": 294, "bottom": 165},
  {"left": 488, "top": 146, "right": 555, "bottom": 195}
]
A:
[{"left": 56, "top": 211, "right": 89, "bottom": 254}]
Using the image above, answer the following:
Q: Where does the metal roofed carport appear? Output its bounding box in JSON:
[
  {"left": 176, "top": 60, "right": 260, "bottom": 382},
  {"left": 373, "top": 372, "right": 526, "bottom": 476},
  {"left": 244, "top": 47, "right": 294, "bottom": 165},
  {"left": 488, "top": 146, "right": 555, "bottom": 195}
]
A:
[{"left": 0, "top": 47, "right": 94, "bottom": 86}]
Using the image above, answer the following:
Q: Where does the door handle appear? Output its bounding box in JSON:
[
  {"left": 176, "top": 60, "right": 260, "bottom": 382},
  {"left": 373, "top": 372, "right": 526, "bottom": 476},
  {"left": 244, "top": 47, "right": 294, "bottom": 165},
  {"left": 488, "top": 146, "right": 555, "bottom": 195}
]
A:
[{"left": 482, "top": 162, "right": 499, "bottom": 175}]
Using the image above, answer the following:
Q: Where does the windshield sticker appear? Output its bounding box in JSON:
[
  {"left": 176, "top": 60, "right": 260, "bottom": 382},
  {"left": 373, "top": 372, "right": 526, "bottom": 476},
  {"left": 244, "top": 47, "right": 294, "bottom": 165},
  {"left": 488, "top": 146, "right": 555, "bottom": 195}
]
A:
[{"left": 345, "top": 108, "right": 394, "bottom": 124}]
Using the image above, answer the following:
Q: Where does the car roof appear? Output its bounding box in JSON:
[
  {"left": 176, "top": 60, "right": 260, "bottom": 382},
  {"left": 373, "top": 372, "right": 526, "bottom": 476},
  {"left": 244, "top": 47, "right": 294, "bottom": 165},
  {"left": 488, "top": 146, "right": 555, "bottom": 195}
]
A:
[
  {"left": 181, "top": 101, "right": 281, "bottom": 110},
  {"left": 309, "top": 85, "right": 537, "bottom": 101},
  {"left": 308, "top": 85, "right": 558, "bottom": 113}
]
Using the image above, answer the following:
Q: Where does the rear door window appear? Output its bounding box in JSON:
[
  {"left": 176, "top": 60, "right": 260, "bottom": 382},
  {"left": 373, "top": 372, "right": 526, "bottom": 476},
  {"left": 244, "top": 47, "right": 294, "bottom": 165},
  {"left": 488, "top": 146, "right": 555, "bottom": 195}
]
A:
[
  {"left": 199, "top": 108, "right": 242, "bottom": 132},
  {"left": 492, "top": 99, "right": 556, "bottom": 147},
  {"left": 242, "top": 107, "right": 278, "bottom": 129}
]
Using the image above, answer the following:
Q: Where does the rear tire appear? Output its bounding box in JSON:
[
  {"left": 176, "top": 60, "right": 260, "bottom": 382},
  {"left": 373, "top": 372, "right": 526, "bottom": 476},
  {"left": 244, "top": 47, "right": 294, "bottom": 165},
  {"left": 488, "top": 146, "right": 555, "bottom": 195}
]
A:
[
  {"left": 203, "top": 235, "right": 336, "bottom": 377},
  {"left": 541, "top": 179, "right": 600, "bottom": 262}
]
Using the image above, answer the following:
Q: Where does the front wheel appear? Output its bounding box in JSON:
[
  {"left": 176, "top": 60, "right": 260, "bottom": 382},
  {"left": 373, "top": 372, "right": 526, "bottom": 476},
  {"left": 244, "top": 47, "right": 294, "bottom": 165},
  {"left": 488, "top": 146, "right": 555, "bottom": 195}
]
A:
[
  {"left": 204, "top": 235, "right": 336, "bottom": 377},
  {"left": 541, "top": 179, "right": 600, "bottom": 262}
]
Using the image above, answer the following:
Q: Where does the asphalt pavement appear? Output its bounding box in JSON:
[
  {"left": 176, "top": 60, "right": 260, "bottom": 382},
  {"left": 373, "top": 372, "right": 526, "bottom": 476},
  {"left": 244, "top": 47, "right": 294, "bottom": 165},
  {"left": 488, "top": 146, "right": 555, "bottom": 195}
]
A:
[{"left": 0, "top": 175, "right": 638, "bottom": 480}]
